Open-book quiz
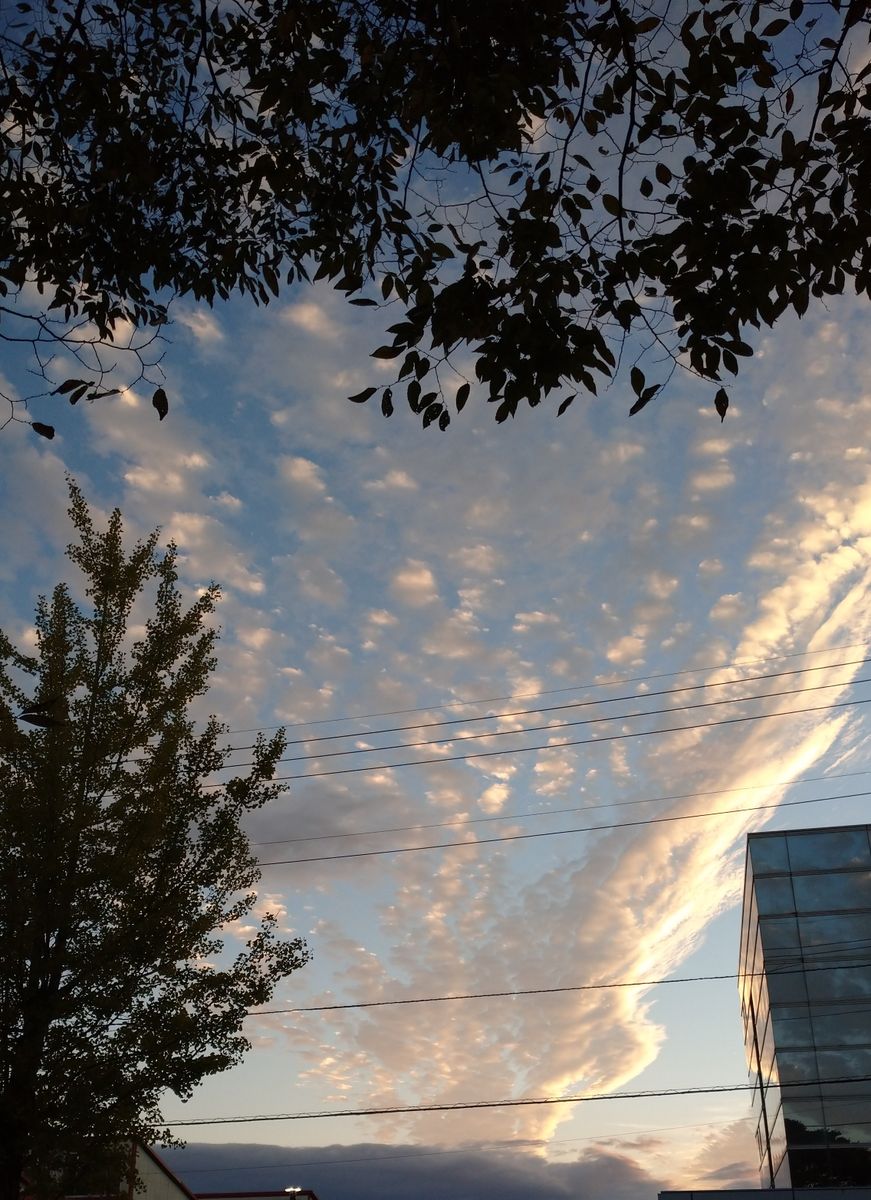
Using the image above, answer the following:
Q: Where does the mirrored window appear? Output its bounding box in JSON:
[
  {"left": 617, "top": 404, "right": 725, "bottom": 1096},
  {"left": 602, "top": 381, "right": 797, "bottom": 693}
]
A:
[
  {"left": 789, "top": 830, "right": 871, "bottom": 872},
  {"left": 806, "top": 964, "right": 871, "bottom": 1003},
  {"left": 760, "top": 915, "right": 801, "bottom": 951},
  {"left": 751, "top": 835, "right": 790, "bottom": 873},
  {"left": 793, "top": 871, "right": 871, "bottom": 913},
  {"left": 757, "top": 876, "right": 796, "bottom": 915}
]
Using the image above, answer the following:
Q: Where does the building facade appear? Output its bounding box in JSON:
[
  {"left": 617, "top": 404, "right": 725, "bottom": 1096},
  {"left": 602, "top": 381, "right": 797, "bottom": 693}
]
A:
[{"left": 739, "top": 824, "right": 871, "bottom": 1188}]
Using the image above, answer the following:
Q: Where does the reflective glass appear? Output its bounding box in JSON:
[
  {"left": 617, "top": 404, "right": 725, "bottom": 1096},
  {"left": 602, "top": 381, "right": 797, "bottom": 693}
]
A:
[
  {"left": 756, "top": 876, "right": 796, "bottom": 915},
  {"left": 825, "top": 1097, "right": 871, "bottom": 1127},
  {"left": 772, "top": 1004, "right": 814, "bottom": 1047},
  {"left": 750, "top": 834, "right": 790, "bottom": 873},
  {"left": 799, "top": 912, "right": 871, "bottom": 957},
  {"left": 789, "top": 829, "right": 871, "bottom": 872},
  {"left": 782, "top": 1097, "right": 826, "bottom": 1133},
  {"left": 806, "top": 964, "right": 871, "bottom": 1002},
  {"left": 793, "top": 871, "right": 871, "bottom": 913},
  {"left": 759, "top": 915, "right": 801, "bottom": 951},
  {"left": 768, "top": 968, "right": 810, "bottom": 1004},
  {"left": 778, "top": 1049, "right": 821, "bottom": 1084},
  {"left": 827, "top": 1121, "right": 871, "bottom": 1145},
  {"left": 811, "top": 1004, "right": 871, "bottom": 1046},
  {"left": 816, "top": 1046, "right": 871, "bottom": 1083}
]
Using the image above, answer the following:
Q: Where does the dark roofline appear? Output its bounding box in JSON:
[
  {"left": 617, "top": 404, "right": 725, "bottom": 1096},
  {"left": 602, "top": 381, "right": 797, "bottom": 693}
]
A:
[
  {"left": 140, "top": 1145, "right": 199, "bottom": 1200},
  {"left": 747, "top": 822, "right": 871, "bottom": 839}
]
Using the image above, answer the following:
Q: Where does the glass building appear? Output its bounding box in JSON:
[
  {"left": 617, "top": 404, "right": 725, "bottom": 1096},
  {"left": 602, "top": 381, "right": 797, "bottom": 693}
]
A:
[{"left": 739, "top": 824, "right": 871, "bottom": 1188}]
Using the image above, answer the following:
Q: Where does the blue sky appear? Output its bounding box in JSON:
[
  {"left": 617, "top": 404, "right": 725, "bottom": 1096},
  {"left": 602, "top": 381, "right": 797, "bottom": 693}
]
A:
[{"left": 2, "top": 279, "right": 871, "bottom": 1200}]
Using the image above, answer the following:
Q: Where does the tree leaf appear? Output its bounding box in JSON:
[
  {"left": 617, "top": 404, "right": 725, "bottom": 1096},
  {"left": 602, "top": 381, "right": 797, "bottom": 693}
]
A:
[
  {"left": 630, "top": 366, "right": 645, "bottom": 396},
  {"left": 152, "top": 388, "right": 169, "bottom": 420},
  {"left": 714, "top": 387, "right": 729, "bottom": 421},
  {"left": 372, "top": 345, "right": 402, "bottom": 359},
  {"left": 348, "top": 387, "right": 377, "bottom": 404},
  {"left": 380, "top": 387, "right": 394, "bottom": 418},
  {"left": 31, "top": 422, "right": 55, "bottom": 439},
  {"left": 455, "top": 382, "right": 471, "bottom": 413}
]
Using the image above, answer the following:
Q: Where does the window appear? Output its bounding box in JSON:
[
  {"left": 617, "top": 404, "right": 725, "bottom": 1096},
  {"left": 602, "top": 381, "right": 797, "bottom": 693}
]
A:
[
  {"left": 750, "top": 835, "right": 790, "bottom": 873},
  {"left": 756, "top": 876, "right": 796, "bottom": 915},
  {"left": 793, "top": 871, "right": 871, "bottom": 914},
  {"left": 788, "top": 829, "right": 871, "bottom": 872}
]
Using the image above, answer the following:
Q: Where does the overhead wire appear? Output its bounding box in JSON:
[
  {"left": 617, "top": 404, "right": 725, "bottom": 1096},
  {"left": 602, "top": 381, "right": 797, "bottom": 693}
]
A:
[
  {"left": 248, "top": 950, "right": 871, "bottom": 1017},
  {"left": 256, "top": 787, "right": 871, "bottom": 866},
  {"left": 250, "top": 694, "right": 871, "bottom": 783},
  {"left": 223, "top": 655, "right": 871, "bottom": 753},
  {"left": 162, "top": 1116, "right": 752, "bottom": 1173},
  {"left": 217, "top": 669, "right": 871, "bottom": 771},
  {"left": 161, "top": 1074, "right": 871, "bottom": 1127},
  {"left": 250, "top": 767, "right": 871, "bottom": 848},
  {"left": 222, "top": 639, "right": 871, "bottom": 735}
]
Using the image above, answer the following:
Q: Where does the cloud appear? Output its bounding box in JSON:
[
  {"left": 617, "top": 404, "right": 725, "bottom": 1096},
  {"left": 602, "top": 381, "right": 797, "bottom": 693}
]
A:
[
  {"left": 280, "top": 455, "right": 328, "bottom": 496},
  {"left": 282, "top": 301, "right": 339, "bottom": 340},
  {"left": 175, "top": 307, "right": 225, "bottom": 345},
  {"left": 391, "top": 559, "right": 439, "bottom": 607},
  {"left": 162, "top": 1142, "right": 662, "bottom": 1200}
]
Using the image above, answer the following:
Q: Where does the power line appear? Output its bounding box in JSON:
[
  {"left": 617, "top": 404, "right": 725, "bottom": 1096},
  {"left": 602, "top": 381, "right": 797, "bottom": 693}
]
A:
[
  {"left": 164, "top": 1116, "right": 751, "bottom": 1172},
  {"left": 246, "top": 694, "right": 871, "bottom": 784},
  {"left": 250, "top": 767, "right": 871, "bottom": 848},
  {"left": 224, "top": 640, "right": 871, "bottom": 735},
  {"left": 161, "top": 1074, "right": 871, "bottom": 1127},
  {"left": 224, "top": 656, "right": 871, "bottom": 752},
  {"left": 248, "top": 951, "right": 871, "bottom": 1017},
  {"left": 220, "top": 670, "right": 870, "bottom": 770},
  {"left": 257, "top": 786, "right": 870, "bottom": 867}
]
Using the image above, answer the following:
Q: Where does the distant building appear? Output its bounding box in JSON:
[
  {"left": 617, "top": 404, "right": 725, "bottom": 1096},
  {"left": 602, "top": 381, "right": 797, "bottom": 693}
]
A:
[{"left": 739, "top": 824, "right": 871, "bottom": 1188}]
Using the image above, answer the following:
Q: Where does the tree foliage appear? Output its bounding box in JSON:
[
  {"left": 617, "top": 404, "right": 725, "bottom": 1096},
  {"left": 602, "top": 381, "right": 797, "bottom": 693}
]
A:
[
  {"left": 0, "top": 482, "right": 309, "bottom": 1200},
  {"left": 1, "top": 0, "right": 869, "bottom": 435}
]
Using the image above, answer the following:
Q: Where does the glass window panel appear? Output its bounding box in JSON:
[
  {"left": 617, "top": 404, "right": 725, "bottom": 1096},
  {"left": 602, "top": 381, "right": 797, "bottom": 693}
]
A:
[
  {"left": 782, "top": 1097, "right": 826, "bottom": 1133},
  {"left": 756, "top": 876, "right": 796, "bottom": 915},
  {"left": 768, "top": 968, "right": 810, "bottom": 1004},
  {"left": 760, "top": 915, "right": 801, "bottom": 952},
  {"left": 772, "top": 1005, "right": 814, "bottom": 1047},
  {"left": 799, "top": 912, "right": 871, "bottom": 958},
  {"left": 811, "top": 1004, "right": 871, "bottom": 1046},
  {"left": 806, "top": 964, "right": 871, "bottom": 1002},
  {"left": 751, "top": 835, "right": 790, "bottom": 873},
  {"left": 778, "top": 1049, "right": 820, "bottom": 1084},
  {"left": 825, "top": 1097, "right": 871, "bottom": 1127},
  {"left": 828, "top": 1121, "right": 871, "bottom": 1146},
  {"left": 816, "top": 1047, "right": 871, "bottom": 1084},
  {"left": 788, "top": 829, "right": 871, "bottom": 872},
  {"left": 815, "top": 1146, "right": 871, "bottom": 1185},
  {"left": 794, "top": 871, "right": 871, "bottom": 913}
]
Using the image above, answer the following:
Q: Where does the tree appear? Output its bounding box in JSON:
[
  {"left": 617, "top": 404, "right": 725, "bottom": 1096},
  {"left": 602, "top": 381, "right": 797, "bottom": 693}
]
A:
[
  {"left": 0, "top": 482, "right": 310, "bottom": 1200},
  {"left": 1, "top": 0, "right": 868, "bottom": 436}
]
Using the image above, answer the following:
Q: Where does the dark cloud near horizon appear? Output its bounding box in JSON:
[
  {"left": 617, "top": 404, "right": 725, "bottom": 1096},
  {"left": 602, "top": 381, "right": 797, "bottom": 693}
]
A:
[{"left": 161, "top": 1141, "right": 663, "bottom": 1200}]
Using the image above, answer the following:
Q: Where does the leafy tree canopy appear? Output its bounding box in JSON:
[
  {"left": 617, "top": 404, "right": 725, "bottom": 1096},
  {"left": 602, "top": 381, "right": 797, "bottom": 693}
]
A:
[
  {"left": 1, "top": 0, "right": 868, "bottom": 435},
  {"left": 0, "top": 482, "right": 309, "bottom": 1200}
]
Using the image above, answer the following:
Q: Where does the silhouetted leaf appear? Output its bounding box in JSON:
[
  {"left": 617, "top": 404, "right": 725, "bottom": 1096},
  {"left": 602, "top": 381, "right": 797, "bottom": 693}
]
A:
[
  {"left": 630, "top": 366, "right": 645, "bottom": 396},
  {"left": 455, "top": 382, "right": 471, "bottom": 412},
  {"left": 714, "top": 388, "right": 729, "bottom": 421},
  {"left": 348, "top": 387, "right": 377, "bottom": 404},
  {"left": 381, "top": 388, "right": 394, "bottom": 417},
  {"left": 31, "top": 422, "right": 55, "bottom": 439},
  {"left": 152, "top": 388, "right": 169, "bottom": 420}
]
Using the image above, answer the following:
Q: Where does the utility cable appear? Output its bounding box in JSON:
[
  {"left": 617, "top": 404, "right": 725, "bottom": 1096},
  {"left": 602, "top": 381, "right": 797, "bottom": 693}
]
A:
[
  {"left": 250, "top": 767, "right": 871, "bottom": 848},
  {"left": 224, "top": 655, "right": 871, "bottom": 752},
  {"left": 164, "top": 1116, "right": 751, "bottom": 1172},
  {"left": 248, "top": 952, "right": 871, "bottom": 1016},
  {"left": 255, "top": 788, "right": 870, "bottom": 865},
  {"left": 161, "top": 1074, "right": 871, "bottom": 1127},
  {"left": 220, "top": 670, "right": 871, "bottom": 769},
  {"left": 224, "top": 639, "right": 871, "bottom": 735},
  {"left": 245, "top": 694, "right": 871, "bottom": 784}
]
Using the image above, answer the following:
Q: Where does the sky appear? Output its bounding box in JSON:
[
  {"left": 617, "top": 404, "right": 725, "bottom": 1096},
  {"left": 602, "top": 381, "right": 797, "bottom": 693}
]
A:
[{"left": 2, "top": 275, "right": 871, "bottom": 1200}]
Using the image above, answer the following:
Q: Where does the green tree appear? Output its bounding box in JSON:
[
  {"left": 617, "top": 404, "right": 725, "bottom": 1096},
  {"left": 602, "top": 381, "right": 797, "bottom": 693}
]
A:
[
  {"left": 1, "top": 0, "right": 868, "bottom": 435},
  {"left": 0, "top": 482, "right": 309, "bottom": 1200}
]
